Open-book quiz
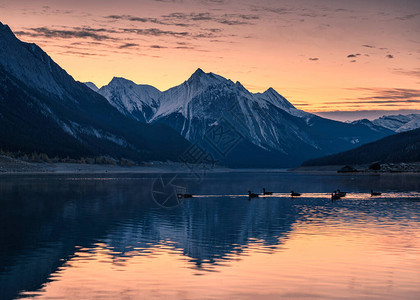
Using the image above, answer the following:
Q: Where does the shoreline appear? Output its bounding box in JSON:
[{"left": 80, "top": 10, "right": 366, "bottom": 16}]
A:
[
  {"left": 0, "top": 156, "right": 289, "bottom": 175},
  {"left": 292, "top": 163, "right": 420, "bottom": 174},
  {"left": 1, "top": 156, "right": 419, "bottom": 175}
]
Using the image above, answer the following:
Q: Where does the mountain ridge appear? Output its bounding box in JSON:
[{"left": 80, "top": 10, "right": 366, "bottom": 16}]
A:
[
  {"left": 91, "top": 68, "right": 394, "bottom": 166},
  {"left": 0, "top": 21, "right": 191, "bottom": 162},
  {"left": 302, "top": 127, "right": 420, "bottom": 166},
  {"left": 351, "top": 114, "right": 420, "bottom": 133}
]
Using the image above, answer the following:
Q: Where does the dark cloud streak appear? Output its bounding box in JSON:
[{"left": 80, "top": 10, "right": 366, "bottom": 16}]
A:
[
  {"left": 105, "top": 12, "right": 259, "bottom": 27},
  {"left": 396, "top": 13, "right": 420, "bottom": 20},
  {"left": 393, "top": 68, "right": 420, "bottom": 78},
  {"left": 15, "top": 27, "right": 118, "bottom": 41},
  {"left": 338, "top": 88, "right": 420, "bottom": 104},
  {"left": 119, "top": 43, "right": 139, "bottom": 49}
]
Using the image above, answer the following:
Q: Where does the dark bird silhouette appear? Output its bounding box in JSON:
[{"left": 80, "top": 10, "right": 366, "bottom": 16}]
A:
[
  {"left": 291, "top": 190, "right": 301, "bottom": 197},
  {"left": 331, "top": 193, "right": 341, "bottom": 201},
  {"left": 336, "top": 189, "right": 347, "bottom": 197},
  {"left": 248, "top": 191, "right": 259, "bottom": 198},
  {"left": 263, "top": 188, "right": 273, "bottom": 196},
  {"left": 178, "top": 193, "right": 193, "bottom": 199},
  {"left": 371, "top": 190, "right": 382, "bottom": 196}
]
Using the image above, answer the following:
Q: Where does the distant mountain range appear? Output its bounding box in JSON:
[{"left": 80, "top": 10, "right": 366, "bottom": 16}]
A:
[
  {"left": 302, "top": 127, "right": 420, "bottom": 166},
  {"left": 0, "top": 21, "right": 406, "bottom": 167},
  {"left": 351, "top": 114, "right": 420, "bottom": 133}
]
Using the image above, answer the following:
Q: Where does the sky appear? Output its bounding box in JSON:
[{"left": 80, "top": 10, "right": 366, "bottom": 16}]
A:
[{"left": 1, "top": 0, "right": 419, "bottom": 120}]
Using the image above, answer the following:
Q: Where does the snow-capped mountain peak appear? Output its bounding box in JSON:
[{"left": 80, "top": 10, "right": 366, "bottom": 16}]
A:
[
  {"left": 186, "top": 68, "right": 228, "bottom": 88},
  {"left": 353, "top": 114, "right": 420, "bottom": 133},
  {"left": 251, "top": 86, "right": 311, "bottom": 119},
  {"left": 95, "top": 77, "right": 161, "bottom": 122},
  {"left": 98, "top": 69, "right": 318, "bottom": 147},
  {"left": 398, "top": 117, "right": 420, "bottom": 132},
  {"left": 259, "top": 87, "right": 295, "bottom": 110},
  {"left": 149, "top": 69, "right": 234, "bottom": 121},
  {"left": 93, "top": 68, "right": 394, "bottom": 164}
]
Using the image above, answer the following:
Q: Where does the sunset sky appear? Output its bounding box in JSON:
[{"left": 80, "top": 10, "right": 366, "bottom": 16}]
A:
[{"left": 1, "top": 0, "right": 419, "bottom": 120}]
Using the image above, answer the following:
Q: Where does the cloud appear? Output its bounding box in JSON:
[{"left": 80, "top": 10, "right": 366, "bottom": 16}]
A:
[
  {"left": 58, "top": 50, "right": 107, "bottom": 57},
  {"left": 350, "top": 100, "right": 420, "bottom": 104},
  {"left": 150, "top": 45, "right": 167, "bottom": 48},
  {"left": 175, "top": 46, "right": 195, "bottom": 49},
  {"left": 15, "top": 27, "right": 117, "bottom": 41},
  {"left": 308, "top": 57, "right": 319, "bottom": 61},
  {"left": 314, "top": 109, "right": 420, "bottom": 122},
  {"left": 119, "top": 43, "right": 139, "bottom": 49},
  {"left": 251, "top": 4, "right": 355, "bottom": 20},
  {"left": 200, "top": 0, "right": 226, "bottom": 4},
  {"left": 106, "top": 14, "right": 190, "bottom": 27},
  {"left": 396, "top": 13, "right": 420, "bottom": 21},
  {"left": 253, "top": 7, "right": 292, "bottom": 15},
  {"left": 393, "top": 68, "right": 420, "bottom": 78},
  {"left": 362, "top": 44, "right": 375, "bottom": 48},
  {"left": 337, "top": 88, "right": 420, "bottom": 104},
  {"left": 16, "top": 23, "right": 223, "bottom": 45},
  {"left": 105, "top": 12, "right": 259, "bottom": 27},
  {"left": 386, "top": 54, "right": 394, "bottom": 59},
  {"left": 122, "top": 27, "right": 189, "bottom": 37},
  {"left": 347, "top": 54, "right": 356, "bottom": 58},
  {"left": 71, "top": 41, "right": 104, "bottom": 46}
]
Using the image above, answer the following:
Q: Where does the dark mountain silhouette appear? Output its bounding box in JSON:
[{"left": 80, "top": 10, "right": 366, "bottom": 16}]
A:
[
  {"left": 0, "top": 21, "right": 190, "bottom": 162},
  {"left": 302, "top": 128, "right": 420, "bottom": 166}
]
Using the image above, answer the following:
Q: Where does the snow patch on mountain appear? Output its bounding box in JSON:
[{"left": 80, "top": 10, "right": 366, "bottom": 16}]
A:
[
  {"left": 367, "top": 114, "right": 420, "bottom": 132},
  {"left": 65, "top": 120, "right": 134, "bottom": 148},
  {"left": 397, "top": 117, "right": 420, "bottom": 132},
  {"left": 150, "top": 68, "right": 230, "bottom": 121},
  {"left": 149, "top": 68, "right": 310, "bottom": 123},
  {"left": 350, "top": 119, "right": 385, "bottom": 132},
  {"left": 253, "top": 88, "right": 311, "bottom": 120},
  {"left": 96, "top": 68, "right": 392, "bottom": 157},
  {"left": 97, "top": 77, "right": 161, "bottom": 122}
]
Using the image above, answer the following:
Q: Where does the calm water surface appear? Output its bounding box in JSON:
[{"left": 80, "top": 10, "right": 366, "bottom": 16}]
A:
[{"left": 0, "top": 172, "right": 420, "bottom": 299}]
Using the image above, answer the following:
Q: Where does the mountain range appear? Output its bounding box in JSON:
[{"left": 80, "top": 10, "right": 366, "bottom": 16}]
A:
[
  {"left": 0, "top": 21, "right": 409, "bottom": 167},
  {"left": 86, "top": 70, "right": 395, "bottom": 167},
  {"left": 351, "top": 114, "right": 420, "bottom": 133}
]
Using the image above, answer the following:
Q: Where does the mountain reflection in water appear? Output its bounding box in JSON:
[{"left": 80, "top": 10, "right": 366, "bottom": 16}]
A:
[{"left": 0, "top": 173, "right": 419, "bottom": 299}]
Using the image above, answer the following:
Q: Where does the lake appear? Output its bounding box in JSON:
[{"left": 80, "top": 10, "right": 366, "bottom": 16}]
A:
[{"left": 1, "top": 172, "right": 420, "bottom": 299}]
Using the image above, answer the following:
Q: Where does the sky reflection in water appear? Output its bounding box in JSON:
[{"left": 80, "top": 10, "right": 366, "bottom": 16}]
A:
[{"left": 0, "top": 173, "right": 419, "bottom": 299}]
